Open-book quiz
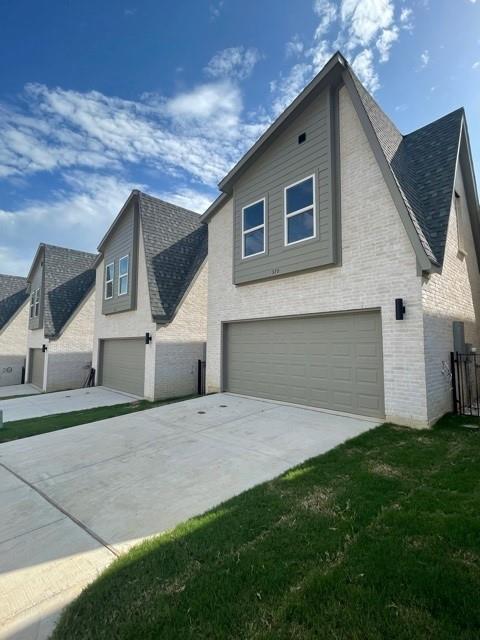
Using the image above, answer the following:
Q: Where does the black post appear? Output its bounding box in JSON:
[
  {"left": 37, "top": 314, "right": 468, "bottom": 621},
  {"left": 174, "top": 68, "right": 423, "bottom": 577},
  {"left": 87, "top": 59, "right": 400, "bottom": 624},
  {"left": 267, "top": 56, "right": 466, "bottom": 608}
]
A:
[
  {"left": 197, "top": 359, "right": 202, "bottom": 395},
  {"left": 451, "top": 352, "right": 457, "bottom": 414}
]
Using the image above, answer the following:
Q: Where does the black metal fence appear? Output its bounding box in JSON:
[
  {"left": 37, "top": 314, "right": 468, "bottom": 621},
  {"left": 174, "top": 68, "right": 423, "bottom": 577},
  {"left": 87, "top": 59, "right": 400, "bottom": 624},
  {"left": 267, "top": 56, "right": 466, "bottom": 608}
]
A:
[
  {"left": 197, "top": 359, "right": 206, "bottom": 395},
  {"left": 451, "top": 351, "right": 480, "bottom": 416}
]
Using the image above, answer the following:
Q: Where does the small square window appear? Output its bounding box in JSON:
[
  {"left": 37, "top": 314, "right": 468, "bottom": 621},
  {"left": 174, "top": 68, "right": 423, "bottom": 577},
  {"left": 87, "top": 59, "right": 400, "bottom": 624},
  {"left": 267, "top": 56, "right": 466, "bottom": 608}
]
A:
[
  {"left": 298, "top": 132, "right": 306, "bottom": 144},
  {"left": 242, "top": 199, "right": 265, "bottom": 258}
]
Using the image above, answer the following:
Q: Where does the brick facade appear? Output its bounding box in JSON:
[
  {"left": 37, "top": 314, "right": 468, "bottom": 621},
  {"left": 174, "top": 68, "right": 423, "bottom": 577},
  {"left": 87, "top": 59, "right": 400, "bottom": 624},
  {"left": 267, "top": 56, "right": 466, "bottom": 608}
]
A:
[{"left": 0, "top": 301, "right": 28, "bottom": 386}]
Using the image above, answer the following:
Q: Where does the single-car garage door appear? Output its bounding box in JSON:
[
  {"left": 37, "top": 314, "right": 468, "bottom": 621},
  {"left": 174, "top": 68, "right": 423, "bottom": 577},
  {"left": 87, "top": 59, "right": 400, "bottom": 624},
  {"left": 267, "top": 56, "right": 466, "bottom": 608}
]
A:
[
  {"left": 224, "top": 311, "right": 384, "bottom": 418},
  {"left": 29, "top": 348, "right": 45, "bottom": 390},
  {"left": 100, "top": 338, "right": 146, "bottom": 397}
]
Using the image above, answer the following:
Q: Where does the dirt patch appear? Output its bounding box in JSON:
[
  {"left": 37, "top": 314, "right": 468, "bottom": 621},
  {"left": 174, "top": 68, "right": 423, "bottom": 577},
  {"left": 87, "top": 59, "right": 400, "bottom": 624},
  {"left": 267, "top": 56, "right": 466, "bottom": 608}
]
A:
[{"left": 368, "top": 461, "right": 403, "bottom": 478}]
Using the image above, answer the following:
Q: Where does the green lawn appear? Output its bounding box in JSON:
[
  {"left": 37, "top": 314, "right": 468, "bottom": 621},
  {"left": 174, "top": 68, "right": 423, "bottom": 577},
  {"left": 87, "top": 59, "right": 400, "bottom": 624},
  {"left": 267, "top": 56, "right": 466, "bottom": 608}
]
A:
[
  {"left": 0, "top": 395, "right": 196, "bottom": 444},
  {"left": 52, "top": 413, "right": 480, "bottom": 640}
]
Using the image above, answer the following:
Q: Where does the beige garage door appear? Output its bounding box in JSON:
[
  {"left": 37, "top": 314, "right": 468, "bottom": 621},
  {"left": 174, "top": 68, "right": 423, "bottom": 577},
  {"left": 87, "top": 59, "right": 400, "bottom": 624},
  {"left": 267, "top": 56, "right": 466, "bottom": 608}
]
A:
[
  {"left": 100, "top": 338, "right": 146, "bottom": 397},
  {"left": 224, "top": 311, "right": 385, "bottom": 418},
  {"left": 30, "top": 348, "right": 45, "bottom": 390}
]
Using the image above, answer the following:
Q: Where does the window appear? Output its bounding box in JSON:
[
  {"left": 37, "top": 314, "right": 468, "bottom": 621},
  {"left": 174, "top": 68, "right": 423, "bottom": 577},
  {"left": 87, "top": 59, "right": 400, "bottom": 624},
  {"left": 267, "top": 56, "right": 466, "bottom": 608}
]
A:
[
  {"left": 105, "top": 262, "right": 114, "bottom": 299},
  {"left": 30, "top": 293, "right": 35, "bottom": 319},
  {"left": 284, "top": 175, "right": 316, "bottom": 246},
  {"left": 455, "top": 192, "right": 467, "bottom": 257},
  {"left": 242, "top": 199, "right": 266, "bottom": 258},
  {"left": 34, "top": 288, "right": 40, "bottom": 317},
  {"left": 118, "top": 255, "right": 129, "bottom": 296}
]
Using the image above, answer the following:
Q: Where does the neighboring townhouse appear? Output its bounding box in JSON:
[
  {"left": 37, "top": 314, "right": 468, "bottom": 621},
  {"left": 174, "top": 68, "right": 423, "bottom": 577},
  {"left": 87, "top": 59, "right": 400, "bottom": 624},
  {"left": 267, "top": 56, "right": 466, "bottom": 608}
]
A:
[
  {"left": 201, "top": 52, "right": 480, "bottom": 428},
  {"left": 0, "top": 274, "right": 29, "bottom": 387},
  {"left": 26, "top": 244, "right": 97, "bottom": 392},
  {"left": 92, "top": 190, "right": 208, "bottom": 400}
]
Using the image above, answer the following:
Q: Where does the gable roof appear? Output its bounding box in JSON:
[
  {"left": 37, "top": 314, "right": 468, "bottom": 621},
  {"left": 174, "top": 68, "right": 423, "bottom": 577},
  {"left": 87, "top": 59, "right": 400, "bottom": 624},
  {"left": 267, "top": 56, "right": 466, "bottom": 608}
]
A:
[
  {"left": 0, "top": 274, "right": 28, "bottom": 331},
  {"left": 28, "top": 244, "right": 97, "bottom": 338},
  {"left": 98, "top": 191, "right": 207, "bottom": 324},
  {"left": 202, "top": 51, "right": 479, "bottom": 272},
  {"left": 138, "top": 192, "right": 207, "bottom": 323}
]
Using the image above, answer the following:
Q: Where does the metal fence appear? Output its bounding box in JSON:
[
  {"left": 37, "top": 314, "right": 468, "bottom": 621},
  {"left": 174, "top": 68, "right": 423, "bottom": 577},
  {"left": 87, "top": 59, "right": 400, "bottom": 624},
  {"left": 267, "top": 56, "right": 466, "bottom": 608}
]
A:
[{"left": 451, "top": 351, "right": 480, "bottom": 416}]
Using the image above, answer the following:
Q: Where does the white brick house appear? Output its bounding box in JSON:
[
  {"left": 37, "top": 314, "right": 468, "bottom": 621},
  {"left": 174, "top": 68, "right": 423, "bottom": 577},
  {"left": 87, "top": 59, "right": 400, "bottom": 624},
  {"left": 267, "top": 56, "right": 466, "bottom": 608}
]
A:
[
  {"left": 201, "top": 52, "right": 480, "bottom": 428},
  {"left": 92, "top": 191, "right": 207, "bottom": 401},
  {"left": 25, "top": 244, "right": 97, "bottom": 392},
  {"left": 0, "top": 275, "right": 29, "bottom": 387}
]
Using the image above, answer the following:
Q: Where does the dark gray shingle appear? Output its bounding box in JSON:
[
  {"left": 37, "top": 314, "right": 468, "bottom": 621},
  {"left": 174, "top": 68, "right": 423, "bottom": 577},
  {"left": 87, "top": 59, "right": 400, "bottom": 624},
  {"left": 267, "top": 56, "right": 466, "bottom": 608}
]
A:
[
  {"left": 41, "top": 245, "right": 97, "bottom": 338},
  {"left": 138, "top": 193, "right": 207, "bottom": 323},
  {"left": 0, "top": 275, "right": 28, "bottom": 331}
]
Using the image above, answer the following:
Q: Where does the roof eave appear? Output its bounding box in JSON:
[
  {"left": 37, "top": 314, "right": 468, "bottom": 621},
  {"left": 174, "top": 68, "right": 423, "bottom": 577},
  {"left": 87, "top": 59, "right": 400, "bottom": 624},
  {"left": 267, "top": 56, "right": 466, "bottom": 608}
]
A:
[{"left": 200, "top": 192, "right": 230, "bottom": 224}]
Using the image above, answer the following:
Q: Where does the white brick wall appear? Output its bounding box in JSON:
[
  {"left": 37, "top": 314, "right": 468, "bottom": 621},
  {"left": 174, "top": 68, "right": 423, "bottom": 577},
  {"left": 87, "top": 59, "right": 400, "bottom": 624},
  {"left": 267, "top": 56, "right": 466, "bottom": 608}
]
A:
[
  {"left": 154, "top": 262, "right": 208, "bottom": 400},
  {"left": 0, "top": 301, "right": 28, "bottom": 386},
  {"left": 206, "top": 85, "right": 430, "bottom": 427},
  {"left": 45, "top": 288, "right": 95, "bottom": 392},
  {"left": 94, "top": 224, "right": 208, "bottom": 401},
  {"left": 422, "top": 166, "right": 480, "bottom": 423}
]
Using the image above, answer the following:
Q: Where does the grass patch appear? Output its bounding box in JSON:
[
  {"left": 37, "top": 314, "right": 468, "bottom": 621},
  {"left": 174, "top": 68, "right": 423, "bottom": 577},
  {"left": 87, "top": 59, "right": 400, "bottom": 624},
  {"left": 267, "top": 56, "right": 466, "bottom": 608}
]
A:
[
  {"left": 0, "top": 395, "right": 196, "bottom": 444},
  {"left": 52, "top": 413, "right": 480, "bottom": 640}
]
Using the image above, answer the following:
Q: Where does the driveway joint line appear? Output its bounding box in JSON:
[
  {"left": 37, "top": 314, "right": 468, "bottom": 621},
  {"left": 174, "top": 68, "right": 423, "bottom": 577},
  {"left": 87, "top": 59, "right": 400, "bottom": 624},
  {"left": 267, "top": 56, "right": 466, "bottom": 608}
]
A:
[
  {"left": 0, "top": 462, "right": 119, "bottom": 558},
  {"left": 0, "top": 516, "right": 65, "bottom": 546}
]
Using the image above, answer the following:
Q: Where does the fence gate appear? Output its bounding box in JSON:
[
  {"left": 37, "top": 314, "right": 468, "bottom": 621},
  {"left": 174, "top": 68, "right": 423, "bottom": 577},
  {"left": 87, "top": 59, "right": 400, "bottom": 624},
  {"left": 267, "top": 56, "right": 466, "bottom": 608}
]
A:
[{"left": 451, "top": 352, "right": 480, "bottom": 416}]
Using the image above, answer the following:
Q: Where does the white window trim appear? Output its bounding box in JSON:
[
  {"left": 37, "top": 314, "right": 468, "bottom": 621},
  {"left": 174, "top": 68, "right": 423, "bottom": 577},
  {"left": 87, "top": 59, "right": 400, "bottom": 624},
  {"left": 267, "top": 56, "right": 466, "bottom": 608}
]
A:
[
  {"left": 34, "top": 288, "right": 40, "bottom": 317},
  {"left": 284, "top": 174, "right": 316, "bottom": 247},
  {"left": 241, "top": 197, "right": 266, "bottom": 260},
  {"left": 454, "top": 192, "right": 468, "bottom": 258},
  {"left": 104, "top": 262, "right": 114, "bottom": 300},
  {"left": 30, "top": 293, "right": 35, "bottom": 318},
  {"left": 118, "top": 254, "right": 129, "bottom": 296}
]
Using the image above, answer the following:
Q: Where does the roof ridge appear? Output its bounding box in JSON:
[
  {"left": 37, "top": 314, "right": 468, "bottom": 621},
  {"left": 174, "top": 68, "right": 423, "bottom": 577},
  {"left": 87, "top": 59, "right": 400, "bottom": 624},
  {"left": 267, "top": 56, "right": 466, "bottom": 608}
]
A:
[
  {"left": 42, "top": 243, "right": 97, "bottom": 258},
  {"left": 405, "top": 107, "right": 464, "bottom": 138},
  {"left": 138, "top": 191, "right": 201, "bottom": 217}
]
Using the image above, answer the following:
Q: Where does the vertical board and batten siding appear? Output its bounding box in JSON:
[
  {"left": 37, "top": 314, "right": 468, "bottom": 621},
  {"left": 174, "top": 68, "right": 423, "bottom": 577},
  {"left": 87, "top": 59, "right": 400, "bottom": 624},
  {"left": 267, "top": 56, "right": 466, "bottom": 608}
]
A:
[
  {"left": 233, "top": 87, "right": 336, "bottom": 284},
  {"left": 28, "top": 259, "right": 44, "bottom": 331},
  {"left": 102, "top": 203, "right": 138, "bottom": 315},
  {"left": 29, "top": 348, "right": 45, "bottom": 389},
  {"left": 100, "top": 338, "right": 146, "bottom": 397},
  {"left": 224, "top": 311, "right": 385, "bottom": 419}
]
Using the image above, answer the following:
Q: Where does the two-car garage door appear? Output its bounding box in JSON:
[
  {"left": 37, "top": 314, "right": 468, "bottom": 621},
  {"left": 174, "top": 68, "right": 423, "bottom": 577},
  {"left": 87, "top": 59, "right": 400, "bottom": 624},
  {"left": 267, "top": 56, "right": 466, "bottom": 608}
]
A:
[
  {"left": 223, "top": 311, "right": 384, "bottom": 419},
  {"left": 100, "top": 338, "right": 146, "bottom": 397}
]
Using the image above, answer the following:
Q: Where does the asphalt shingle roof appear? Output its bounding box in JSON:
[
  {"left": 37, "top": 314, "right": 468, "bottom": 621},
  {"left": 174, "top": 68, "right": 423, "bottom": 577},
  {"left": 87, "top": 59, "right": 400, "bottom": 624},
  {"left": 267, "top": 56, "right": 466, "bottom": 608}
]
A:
[
  {"left": 351, "top": 71, "right": 464, "bottom": 266},
  {"left": 138, "top": 192, "right": 207, "bottom": 323},
  {"left": 40, "top": 245, "right": 97, "bottom": 338},
  {"left": 0, "top": 275, "right": 28, "bottom": 331}
]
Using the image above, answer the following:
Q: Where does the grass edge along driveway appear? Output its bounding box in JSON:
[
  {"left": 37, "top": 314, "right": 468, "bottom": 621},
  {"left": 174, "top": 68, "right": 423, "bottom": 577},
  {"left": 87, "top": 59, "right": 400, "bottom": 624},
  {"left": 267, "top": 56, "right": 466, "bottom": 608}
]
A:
[
  {"left": 0, "top": 395, "right": 196, "bottom": 444},
  {"left": 52, "top": 413, "right": 480, "bottom": 640}
]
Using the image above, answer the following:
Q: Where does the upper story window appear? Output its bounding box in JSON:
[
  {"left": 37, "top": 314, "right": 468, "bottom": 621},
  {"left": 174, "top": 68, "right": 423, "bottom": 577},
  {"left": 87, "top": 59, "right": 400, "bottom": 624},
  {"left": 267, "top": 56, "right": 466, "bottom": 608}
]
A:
[
  {"left": 30, "top": 288, "right": 40, "bottom": 318},
  {"left": 118, "top": 255, "right": 129, "bottom": 296},
  {"left": 105, "top": 262, "right": 114, "bottom": 300},
  {"left": 242, "top": 199, "right": 266, "bottom": 258},
  {"left": 284, "top": 175, "right": 316, "bottom": 246}
]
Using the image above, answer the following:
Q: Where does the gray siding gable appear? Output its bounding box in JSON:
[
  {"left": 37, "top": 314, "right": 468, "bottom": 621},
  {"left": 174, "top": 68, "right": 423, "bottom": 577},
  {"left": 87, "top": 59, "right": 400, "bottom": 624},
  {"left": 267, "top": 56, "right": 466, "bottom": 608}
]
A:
[{"left": 233, "top": 86, "right": 339, "bottom": 285}]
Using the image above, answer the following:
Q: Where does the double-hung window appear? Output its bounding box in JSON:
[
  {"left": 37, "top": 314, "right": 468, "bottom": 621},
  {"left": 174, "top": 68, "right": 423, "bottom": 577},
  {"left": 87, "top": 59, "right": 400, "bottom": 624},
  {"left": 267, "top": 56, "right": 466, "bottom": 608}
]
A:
[
  {"left": 30, "top": 292, "right": 35, "bottom": 318},
  {"left": 34, "top": 288, "right": 40, "bottom": 317},
  {"left": 105, "top": 262, "right": 114, "bottom": 300},
  {"left": 118, "top": 255, "right": 129, "bottom": 296},
  {"left": 242, "top": 198, "right": 266, "bottom": 258},
  {"left": 284, "top": 175, "right": 316, "bottom": 245}
]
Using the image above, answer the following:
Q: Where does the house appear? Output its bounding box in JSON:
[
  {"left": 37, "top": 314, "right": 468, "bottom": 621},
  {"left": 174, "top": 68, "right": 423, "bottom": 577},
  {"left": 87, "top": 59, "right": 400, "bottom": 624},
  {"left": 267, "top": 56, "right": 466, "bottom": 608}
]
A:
[
  {"left": 26, "top": 244, "right": 97, "bottom": 392},
  {"left": 92, "top": 190, "right": 208, "bottom": 400},
  {"left": 201, "top": 52, "right": 480, "bottom": 428},
  {"left": 0, "top": 274, "right": 29, "bottom": 387}
]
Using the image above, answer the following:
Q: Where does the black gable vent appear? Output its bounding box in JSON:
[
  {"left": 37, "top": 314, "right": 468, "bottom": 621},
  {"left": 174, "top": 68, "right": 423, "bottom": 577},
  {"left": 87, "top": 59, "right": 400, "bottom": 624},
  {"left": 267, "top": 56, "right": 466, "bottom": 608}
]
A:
[{"left": 298, "top": 132, "right": 306, "bottom": 144}]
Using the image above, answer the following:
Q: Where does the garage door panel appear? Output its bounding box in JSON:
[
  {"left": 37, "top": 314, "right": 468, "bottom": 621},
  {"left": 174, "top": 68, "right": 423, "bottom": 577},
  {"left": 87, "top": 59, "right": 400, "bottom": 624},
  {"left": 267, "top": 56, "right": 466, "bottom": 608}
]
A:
[
  {"left": 224, "top": 311, "right": 384, "bottom": 419},
  {"left": 100, "top": 338, "right": 145, "bottom": 397}
]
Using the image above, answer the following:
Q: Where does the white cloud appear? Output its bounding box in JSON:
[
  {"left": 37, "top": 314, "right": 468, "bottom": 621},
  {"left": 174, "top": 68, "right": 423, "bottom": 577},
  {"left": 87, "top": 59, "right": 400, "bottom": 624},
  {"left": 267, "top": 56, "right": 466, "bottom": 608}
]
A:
[
  {"left": 209, "top": 0, "right": 224, "bottom": 20},
  {"left": 0, "top": 246, "right": 31, "bottom": 277},
  {"left": 204, "top": 47, "right": 262, "bottom": 80},
  {"left": 154, "top": 187, "right": 216, "bottom": 213},
  {"left": 400, "top": 7, "right": 414, "bottom": 30},
  {"left": 376, "top": 26, "right": 399, "bottom": 62},
  {"left": 473, "top": 61, "right": 480, "bottom": 69},
  {"left": 341, "top": 0, "right": 395, "bottom": 46},
  {"left": 313, "top": 0, "right": 338, "bottom": 37},
  {"left": 352, "top": 48, "right": 380, "bottom": 92},
  {"left": 270, "top": 63, "right": 314, "bottom": 116},
  {"left": 420, "top": 49, "right": 430, "bottom": 68},
  {"left": 285, "top": 35, "right": 304, "bottom": 58}
]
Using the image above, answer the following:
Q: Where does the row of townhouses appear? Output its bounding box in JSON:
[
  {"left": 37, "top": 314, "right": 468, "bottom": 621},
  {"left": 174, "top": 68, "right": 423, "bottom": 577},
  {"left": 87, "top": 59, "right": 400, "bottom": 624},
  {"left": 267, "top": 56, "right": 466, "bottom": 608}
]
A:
[{"left": 1, "top": 53, "right": 479, "bottom": 428}]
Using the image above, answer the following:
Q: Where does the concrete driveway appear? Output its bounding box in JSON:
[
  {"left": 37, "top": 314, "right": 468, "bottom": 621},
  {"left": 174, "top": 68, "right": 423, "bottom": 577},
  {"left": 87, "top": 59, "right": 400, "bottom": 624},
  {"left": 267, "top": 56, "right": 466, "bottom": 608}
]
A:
[
  {"left": 0, "top": 384, "right": 40, "bottom": 400},
  {"left": 0, "top": 386, "right": 139, "bottom": 422},
  {"left": 0, "top": 393, "right": 380, "bottom": 639}
]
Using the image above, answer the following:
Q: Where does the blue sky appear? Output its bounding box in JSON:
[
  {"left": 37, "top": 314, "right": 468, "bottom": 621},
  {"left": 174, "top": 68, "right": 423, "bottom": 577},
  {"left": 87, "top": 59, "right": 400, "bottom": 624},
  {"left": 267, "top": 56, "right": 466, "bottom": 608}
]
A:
[{"left": 1, "top": 0, "right": 479, "bottom": 275}]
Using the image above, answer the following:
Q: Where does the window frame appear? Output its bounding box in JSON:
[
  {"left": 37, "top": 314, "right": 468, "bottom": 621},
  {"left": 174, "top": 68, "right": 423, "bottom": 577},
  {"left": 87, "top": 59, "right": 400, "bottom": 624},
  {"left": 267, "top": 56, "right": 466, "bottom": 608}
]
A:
[
  {"left": 30, "top": 292, "right": 35, "bottom": 319},
  {"left": 34, "top": 288, "right": 40, "bottom": 317},
  {"left": 284, "top": 174, "right": 317, "bottom": 247},
  {"left": 241, "top": 197, "right": 266, "bottom": 260},
  {"left": 104, "top": 262, "right": 114, "bottom": 300},
  {"left": 454, "top": 191, "right": 467, "bottom": 258},
  {"left": 118, "top": 254, "right": 129, "bottom": 296}
]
